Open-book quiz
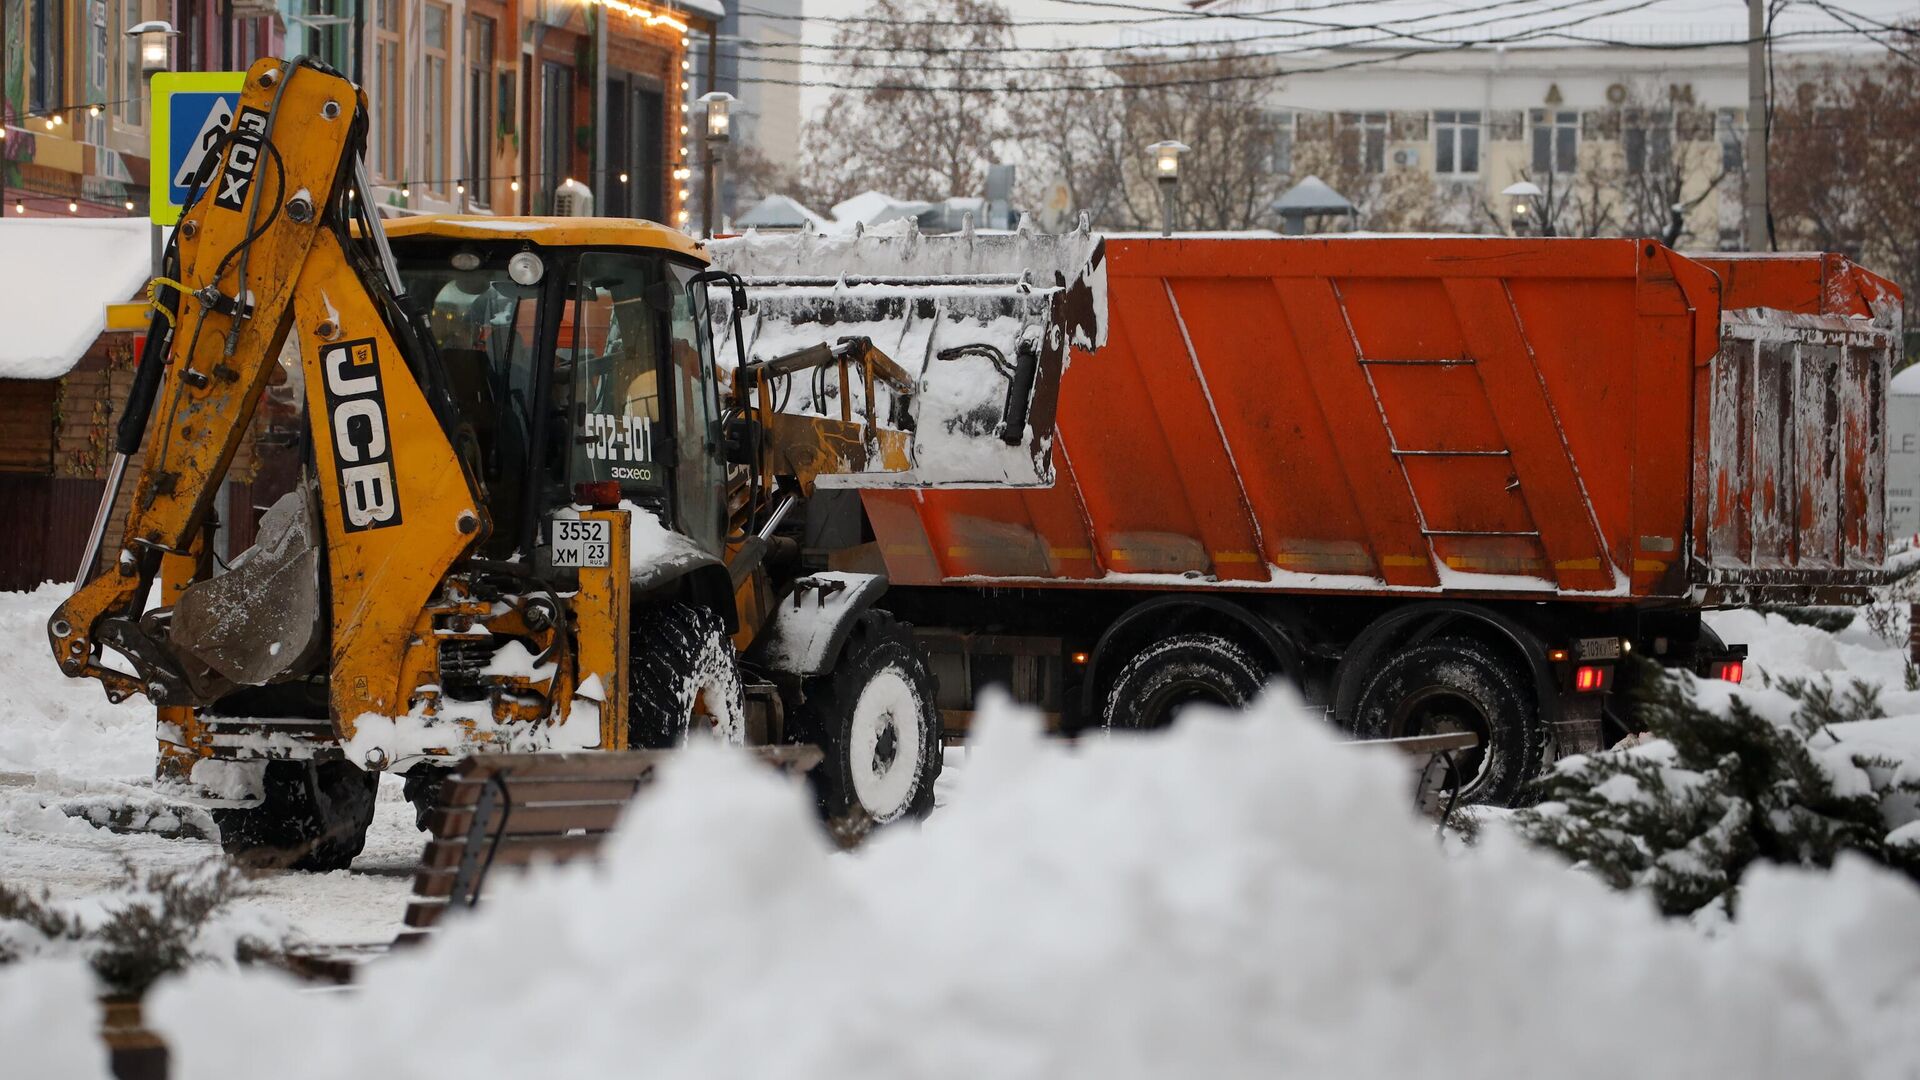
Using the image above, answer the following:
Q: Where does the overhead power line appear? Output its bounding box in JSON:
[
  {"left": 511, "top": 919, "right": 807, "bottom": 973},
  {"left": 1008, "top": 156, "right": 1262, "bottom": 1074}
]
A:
[{"left": 710, "top": 25, "right": 1875, "bottom": 75}]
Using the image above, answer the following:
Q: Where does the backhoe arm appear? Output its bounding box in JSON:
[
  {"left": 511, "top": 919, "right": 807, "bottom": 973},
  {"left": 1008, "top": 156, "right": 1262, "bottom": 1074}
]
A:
[{"left": 48, "top": 57, "right": 483, "bottom": 731}]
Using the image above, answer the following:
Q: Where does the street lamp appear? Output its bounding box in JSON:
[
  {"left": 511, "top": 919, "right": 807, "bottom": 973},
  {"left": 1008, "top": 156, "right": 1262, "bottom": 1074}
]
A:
[
  {"left": 127, "top": 19, "right": 177, "bottom": 271},
  {"left": 1146, "top": 140, "right": 1188, "bottom": 238},
  {"left": 128, "top": 20, "right": 179, "bottom": 75},
  {"left": 1501, "top": 180, "right": 1543, "bottom": 237},
  {"left": 698, "top": 91, "right": 735, "bottom": 238}
]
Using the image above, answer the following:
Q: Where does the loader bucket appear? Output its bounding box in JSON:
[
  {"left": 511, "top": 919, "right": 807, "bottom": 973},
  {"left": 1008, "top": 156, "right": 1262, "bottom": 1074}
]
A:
[{"left": 708, "top": 222, "right": 1107, "bottom": 488}]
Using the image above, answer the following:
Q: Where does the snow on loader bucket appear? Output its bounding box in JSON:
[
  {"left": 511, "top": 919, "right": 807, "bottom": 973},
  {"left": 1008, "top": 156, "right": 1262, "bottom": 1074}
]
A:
[{"left": 709, "top": 219, "right": 1107, "bottom": 488}]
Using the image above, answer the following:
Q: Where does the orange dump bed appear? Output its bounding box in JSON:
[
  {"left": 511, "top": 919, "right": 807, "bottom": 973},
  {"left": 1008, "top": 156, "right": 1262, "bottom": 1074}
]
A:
[{"left": 863, "top": 237, "right": 1898, "bottom": 605}]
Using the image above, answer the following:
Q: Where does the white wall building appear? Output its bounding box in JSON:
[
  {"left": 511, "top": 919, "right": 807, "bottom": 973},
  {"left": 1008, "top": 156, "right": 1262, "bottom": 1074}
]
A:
[{"left": 1164, "top": 0, "right": 1905, "bottom": 239}]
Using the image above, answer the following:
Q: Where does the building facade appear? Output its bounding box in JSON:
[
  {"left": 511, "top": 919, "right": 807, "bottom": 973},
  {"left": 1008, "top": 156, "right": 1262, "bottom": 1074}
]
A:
[
  {"left": 1261, "top": 44, "right": 1753, "bottom": 245},
  {"left": 692, "top": 0, "right": 797, "bottom": 222},
  {"left": 2, "top": 0, "right": 720, "bottom": 226}
]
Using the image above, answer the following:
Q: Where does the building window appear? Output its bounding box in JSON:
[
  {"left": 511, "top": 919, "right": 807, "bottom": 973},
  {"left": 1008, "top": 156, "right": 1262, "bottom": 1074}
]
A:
[
  {"left": 30, "top": 0, "right": 66, "bottom": 115},
  {"left": 1622, "top": 109, "right": 1673, "bottom": 175},
  {"left": 1338, "top": 111, "right": 1388, "bottom": 175},
  {"left": 1716, "top": 107, "right": 1743, "bottom": 172},
  {"left": 540, "top": 61, "right": 574, "bottom": 212},
  {"left": 1434, "top": 110, "right": 1480, "bottom": 175},
  {"left": 466, "top": 15, "right": 495, "bottom": 206},
  {"left": 300, "top": 0, "right": 351, "bottom": 71},
  {"left": 1264, "top": 110, "right": 1295, "bottom": 174},
  {"left": 1530, "top": 109, "right": 1578, "bottom": 175},
  {"left": 113, "top": 0, "right": 141, "bottom": 125},
  {"left": 422, "top": 3, "right": 451, "bottom": 195},
  {"left": 372, "top": 0, "right": 402, "bottom": 182}
]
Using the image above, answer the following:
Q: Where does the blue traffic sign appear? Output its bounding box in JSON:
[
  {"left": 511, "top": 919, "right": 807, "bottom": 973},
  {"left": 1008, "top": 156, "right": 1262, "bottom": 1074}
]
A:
[{"left": 148, "top": 72, "right": 247, "bottom": 225}]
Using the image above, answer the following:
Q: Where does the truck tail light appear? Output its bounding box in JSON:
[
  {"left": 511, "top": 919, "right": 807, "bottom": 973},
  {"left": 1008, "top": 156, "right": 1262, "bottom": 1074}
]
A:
[
  {"left": 1713, "top": 660, "right": 1744, "bottom": 684},
  {"left": 1574, "top": 665, "right": 1611, "bottom": 692}
]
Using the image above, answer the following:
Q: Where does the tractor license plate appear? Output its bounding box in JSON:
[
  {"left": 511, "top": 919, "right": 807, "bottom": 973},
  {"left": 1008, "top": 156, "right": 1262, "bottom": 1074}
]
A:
[{"left": 552, "top": 519, "right": 612, "bottom": 568}]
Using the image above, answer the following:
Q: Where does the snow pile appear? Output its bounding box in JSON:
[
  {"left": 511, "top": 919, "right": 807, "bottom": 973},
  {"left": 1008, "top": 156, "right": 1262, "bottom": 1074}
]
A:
[
  {"left": 0, "top": 960, "right": 110, "bottom": 1080},
  {"left": 0, "top": 217, "right": 151, "bottom": 379},
  {"left": 151, "top": 694, "right": 1920, "bottom": 1077},
  {"left": 0, "top": 583, "right": 153, "bottom": 785}
]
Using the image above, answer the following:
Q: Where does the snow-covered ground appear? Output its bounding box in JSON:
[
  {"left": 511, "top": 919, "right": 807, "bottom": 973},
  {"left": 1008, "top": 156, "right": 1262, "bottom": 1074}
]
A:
[
  {"left": 3, "top": 583, "right": 1919, "bottom": 1077},
  {"left": 0, "top": 583, "right": 415, "bottom": 949}
]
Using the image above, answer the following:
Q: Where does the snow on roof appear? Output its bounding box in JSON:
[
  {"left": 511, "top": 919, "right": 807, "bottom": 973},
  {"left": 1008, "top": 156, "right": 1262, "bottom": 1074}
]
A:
[
  {"left": 1890, "top": 363, "right": 1920, "bottom": 397},
  {"left": 735, "top": 194, "right": 832, "bottom": 231},
  {"left": 829, "top": 190, "right": 936, "bottom": 228},
  {"left": 1141, "top": 0, "right": 1910, "bottom": 55},
  {"left": 0, "top": 217, "right": 151, "bottom": 380}
]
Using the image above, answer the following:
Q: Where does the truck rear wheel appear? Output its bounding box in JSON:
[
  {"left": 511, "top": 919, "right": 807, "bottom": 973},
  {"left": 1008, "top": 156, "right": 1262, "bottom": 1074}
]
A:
[
  {"left": 1102, "top": 632, "right": 1268, "bottom": 731},
  {"left": 629, "top": 602, "right": 746, "bottom": 748},
  {"left": 798, "top": 612, "right": 942, "bottom": 826},
  {"left": 1349, "top": 637, "right": 1538, "bottom": 807},
  {"left": 211, "top": 760, "right": 378, "bottom": 872}
]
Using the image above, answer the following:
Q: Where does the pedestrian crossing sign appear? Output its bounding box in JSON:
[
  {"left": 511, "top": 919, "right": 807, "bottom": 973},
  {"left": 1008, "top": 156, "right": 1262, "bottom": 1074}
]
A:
[{"left": 148, "top": 72, "right": 248, "bottom": 226}]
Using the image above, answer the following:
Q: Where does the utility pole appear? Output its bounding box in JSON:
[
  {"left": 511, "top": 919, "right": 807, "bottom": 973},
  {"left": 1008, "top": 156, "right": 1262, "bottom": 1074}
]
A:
[{"left": 1744, "top": 0, "right": 1769, "bottom": 251}]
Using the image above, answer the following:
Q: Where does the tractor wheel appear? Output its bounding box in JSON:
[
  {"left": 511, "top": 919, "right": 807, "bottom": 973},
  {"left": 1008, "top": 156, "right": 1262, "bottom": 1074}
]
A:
[
  {"left": 211, "top": 760, "right": 378, "bottom": 872},
  {"left": 797, "top": 612, "right": 942, "bottom": 826},
  {"left": 1102, "top": 631, "right": 1268, "bottom": 732},
  {"left": 629, "top": 602, "right": 745, "bottom": 748},
  {"left": 1349, "top": 637, "right": 1541, "bottom": 807}
]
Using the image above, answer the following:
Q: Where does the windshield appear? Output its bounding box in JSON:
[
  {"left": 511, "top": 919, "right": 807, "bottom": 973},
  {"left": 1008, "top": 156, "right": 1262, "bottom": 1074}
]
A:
[
  {"left": 393, "top": 241, "right": 725, "bottom": 558},
  {"left": 394, "top": 244, "right": 544, "bottom": 556}
]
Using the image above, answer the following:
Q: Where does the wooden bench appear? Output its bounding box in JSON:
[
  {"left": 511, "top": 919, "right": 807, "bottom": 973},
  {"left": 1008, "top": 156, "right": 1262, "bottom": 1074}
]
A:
[{"left": 399, "top": 746, "right": 823, "bottom": 940}]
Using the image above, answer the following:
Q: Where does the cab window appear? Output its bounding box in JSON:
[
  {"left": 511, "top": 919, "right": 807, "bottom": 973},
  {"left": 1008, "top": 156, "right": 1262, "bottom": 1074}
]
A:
[{"left": 567, "top": 252, "right": 667, "bottom": 496}]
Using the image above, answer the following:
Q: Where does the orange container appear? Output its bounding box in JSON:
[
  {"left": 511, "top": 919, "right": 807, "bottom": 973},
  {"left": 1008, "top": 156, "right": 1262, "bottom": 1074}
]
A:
[{"left": 864, "top": 237, "right": 1898, "bottom": 605}]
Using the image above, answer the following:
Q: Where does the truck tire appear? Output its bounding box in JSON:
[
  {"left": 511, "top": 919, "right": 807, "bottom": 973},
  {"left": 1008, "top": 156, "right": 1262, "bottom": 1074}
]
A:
[
  {"left": 629, "top": 602, "right": 746, "bottom": 748},
  {"left": 211, "top": 760, "right": 378, "bottom": 871},
  {"left": 1349, "top": 637, "right": 1538, "bottom": 807},
  {"left": 798, "top": 612, "right": 942, "bottom": 826},
  {"left": 1102, "top": 632, "right": 1268, "bottom": 731}
]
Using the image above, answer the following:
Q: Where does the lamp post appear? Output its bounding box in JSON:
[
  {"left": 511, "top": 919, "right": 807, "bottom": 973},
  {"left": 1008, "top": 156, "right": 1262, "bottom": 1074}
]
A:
[
  {"left": 698, "top": 91, "right": 734, "bottom": 238},
  {"left": 1146, "top": 140, "right": 1188, "bottom": 238},
  {"left": 1501, "top": 180, "right": 1543, "bottom": 237},
  {"left": 128, "top": 19, "right": 178, "bottom": 273}
]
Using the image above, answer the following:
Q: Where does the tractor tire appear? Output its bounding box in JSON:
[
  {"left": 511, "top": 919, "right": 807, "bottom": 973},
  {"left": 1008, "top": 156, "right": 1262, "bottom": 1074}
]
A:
[
  {"left": 797, "top": 612, "right": 942, "bottom": 826},
  {"left": 1349, "top": 636, "right": 1541, "bottom": 807},
  {"left": 629, "top": 602, "right": 745, "bottom": 749},
  {"left": 1102, "top": 631, "right": 1268, "bottom": 732},
  {"left": 211, "top": 760, "right": 378, "bottom": 872}
]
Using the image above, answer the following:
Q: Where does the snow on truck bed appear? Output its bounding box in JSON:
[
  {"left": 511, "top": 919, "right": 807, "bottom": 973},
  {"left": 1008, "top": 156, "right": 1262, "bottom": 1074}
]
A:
[{"left": 2, "top": 580, "right": 1919, "bottom": 1076}]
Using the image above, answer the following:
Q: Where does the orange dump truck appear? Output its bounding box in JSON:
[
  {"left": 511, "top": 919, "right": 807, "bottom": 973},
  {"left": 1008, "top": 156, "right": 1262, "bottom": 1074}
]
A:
[{"left": 844, "top": 237, "right": 1901, "bottom": 804}]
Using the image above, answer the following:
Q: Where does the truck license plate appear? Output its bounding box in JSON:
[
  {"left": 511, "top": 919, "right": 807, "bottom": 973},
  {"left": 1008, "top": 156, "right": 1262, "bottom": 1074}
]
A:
[{"left": 552, "top": 519, "right": 612, "bottom": 568}]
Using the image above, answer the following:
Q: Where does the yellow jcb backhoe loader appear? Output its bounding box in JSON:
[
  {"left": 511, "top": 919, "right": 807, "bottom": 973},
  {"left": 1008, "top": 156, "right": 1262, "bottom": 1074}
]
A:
[{"left": 46, "top": 56, "right": 1104, "bottom": 869}]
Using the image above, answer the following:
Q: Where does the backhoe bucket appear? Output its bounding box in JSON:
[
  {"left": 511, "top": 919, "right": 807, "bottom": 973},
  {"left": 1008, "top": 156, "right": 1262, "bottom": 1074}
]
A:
[{"left": 708, "top": 222, "right": 1106, "bottom": 488}]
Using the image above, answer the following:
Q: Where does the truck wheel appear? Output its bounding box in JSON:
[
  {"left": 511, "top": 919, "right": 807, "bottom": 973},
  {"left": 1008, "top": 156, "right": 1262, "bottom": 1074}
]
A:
[
  {"left": 1102, "top": 632, "right": 1267, "bottom": 731},
  {"left": 629, "top": 602, "right": 745, "bottom": 748},
  {"left": 799, "top": 612, "right": 942, "bottom": 826},
  {"left": 1349, "top": 637, "right": 1538, "bottom": 807},
  {"left": 211, "top": 760, "right": 378, "bottom": 872}
]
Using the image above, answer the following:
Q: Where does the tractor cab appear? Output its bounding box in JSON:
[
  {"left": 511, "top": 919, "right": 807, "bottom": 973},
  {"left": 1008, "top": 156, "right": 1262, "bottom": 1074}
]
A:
[{"left": 384, "top": 217, "right": 728, "bottom": 568}]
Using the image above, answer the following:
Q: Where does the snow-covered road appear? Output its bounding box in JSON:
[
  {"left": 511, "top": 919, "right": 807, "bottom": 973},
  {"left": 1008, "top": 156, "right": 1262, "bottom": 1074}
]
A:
[{"left": 1, "top": 584, "right": 415, "bottom": 947}]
